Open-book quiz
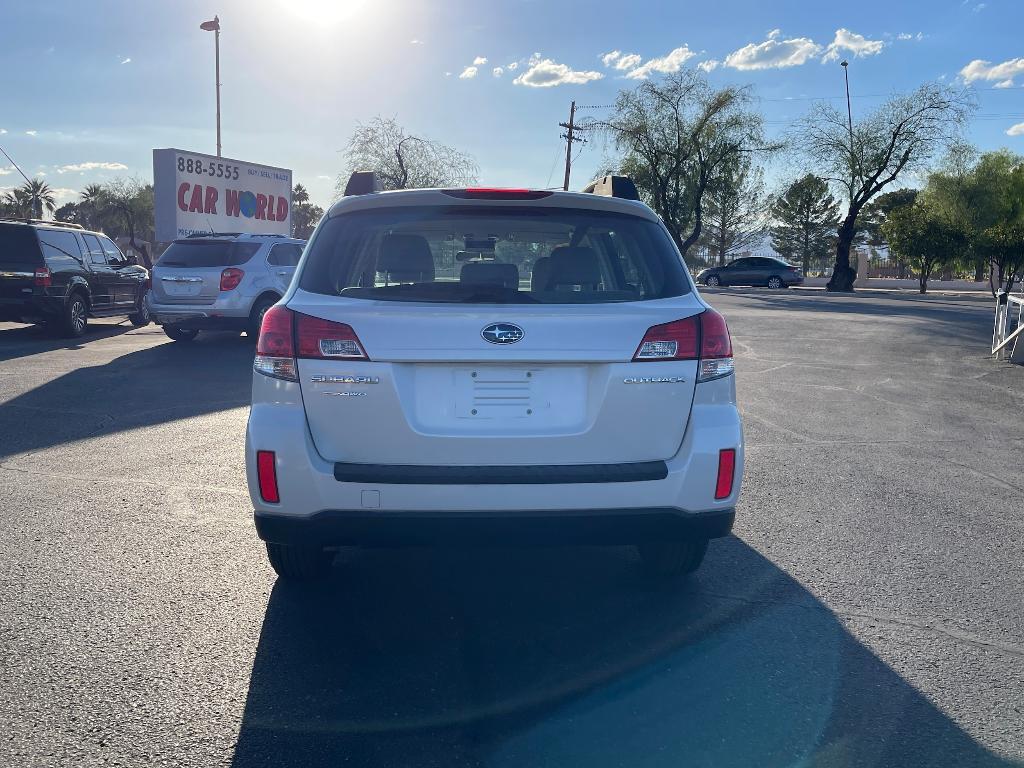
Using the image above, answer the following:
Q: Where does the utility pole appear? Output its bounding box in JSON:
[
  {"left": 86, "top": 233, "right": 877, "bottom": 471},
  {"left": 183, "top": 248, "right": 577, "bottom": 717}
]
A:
[
  {"left": 559, "top": 100, "right": 583, "bottom": 191},
  {"left": 0, "top": 144, "right": 39, "bottom": 218}
]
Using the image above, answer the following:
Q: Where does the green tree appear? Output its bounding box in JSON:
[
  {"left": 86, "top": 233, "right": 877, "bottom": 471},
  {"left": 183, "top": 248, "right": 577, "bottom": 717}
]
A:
[
  {"left": 98, "top": 178, "right": 155, "bottom": 267},
  {"left": 603, "top": 69, "right": 772, "bottom": 259},
  {"left": 859, "top": 188, "right": 919, "bottom": 277},
  {"left": 54, "top": 201, "right": 85, "bottom": 225},
  {"left": 796, "top": 84, "right": 973, "bottom": 291},
  {"left": 883, "top": 202, "right": 968, "bottom": 293},
  {"left": 7, "top": 178, "right": 56, "bottom": 218},
  {"left": 1, "top": 188, "right": 33, "bottom": 217},
  {"left": 337, "top": 117, "right": 478, "bottom": 193},
  {"left": 290, "top": 183, "right": 324, "bottom": 239},
  {"left": 769, "top": 174, "right": 839, "bottom": 275},
  {"left": 699, "top": 153, "right": 769, "bottom": 266},
  {"left": 976, "top": 221, "right": 1024, "bottom": 295},
  {"left": 78, "top": 183, "right": 107, "bottom": 230}
]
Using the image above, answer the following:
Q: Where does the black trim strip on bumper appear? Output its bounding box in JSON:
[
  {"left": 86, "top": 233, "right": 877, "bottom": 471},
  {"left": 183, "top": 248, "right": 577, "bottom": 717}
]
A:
[
  {"left": 333, "top": 461, "right": 669, "bottom": 485},
  {"left": 255, "top": 508, "right": 735, "bottom": 546}
]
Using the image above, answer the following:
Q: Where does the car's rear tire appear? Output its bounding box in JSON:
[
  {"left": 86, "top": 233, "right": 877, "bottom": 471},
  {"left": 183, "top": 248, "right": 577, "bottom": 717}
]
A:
[
  {"left": 128, "top": 294, "right": 151, "bottom": 327},
  {"left": 61, "top": 292, "right": 89, "bottom": 338},
  {"left": 248, "top": 296, "right": 278, "bottom": 338},
  {"left": 265, "top": 542, "right": 332, "bottom": 581},
  {"left": 164, "top": 326, "right": 199, "bottom": 342},
  {"left": 636, "top": 537, "right": 709, "bottom": 578},
  {"left": 767, "top": 276, "right": 784, "bottom": 289},
  {"left": 704, "top": 275, "right": 720, "bottom": 287}
]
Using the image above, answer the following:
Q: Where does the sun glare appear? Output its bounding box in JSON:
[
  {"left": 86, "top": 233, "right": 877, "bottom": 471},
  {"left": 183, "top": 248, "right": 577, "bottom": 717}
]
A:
[{"left": 279, "top": 0, "right": 369, "bottom": 25}]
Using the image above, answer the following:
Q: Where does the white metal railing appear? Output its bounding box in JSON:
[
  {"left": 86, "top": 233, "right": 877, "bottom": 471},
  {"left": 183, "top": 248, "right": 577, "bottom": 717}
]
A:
[{"left": 992, "top": 290, "right": 1024, "bottom": 362}]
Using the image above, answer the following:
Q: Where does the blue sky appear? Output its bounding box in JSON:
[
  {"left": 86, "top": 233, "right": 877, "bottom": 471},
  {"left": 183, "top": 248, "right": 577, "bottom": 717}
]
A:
[{"left": 1, "top": 0, "right": 1022, "bottom": 210}]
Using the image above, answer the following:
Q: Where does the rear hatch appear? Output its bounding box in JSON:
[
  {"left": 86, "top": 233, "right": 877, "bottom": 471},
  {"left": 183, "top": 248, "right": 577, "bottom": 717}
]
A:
[
  {"left": 151, "top": 239, "right": 260, "bottom": 305},
  {"left": 288, "top": 194, "right": 703, "bottom": 467},
  {"left": 0, "top": 223, "right": 43, "bottom": 300}
]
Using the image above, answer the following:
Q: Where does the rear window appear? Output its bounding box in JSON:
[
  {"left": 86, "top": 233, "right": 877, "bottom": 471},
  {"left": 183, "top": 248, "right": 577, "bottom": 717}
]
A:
[
  {"left": 158, "top": 240, "right": 261, "bottom": 268},
  {"left": 298, "top": 206, "right": 689, "bottom": 304},
  {"left": 0, "top": 223, "right": 43, "bottom": 266}
]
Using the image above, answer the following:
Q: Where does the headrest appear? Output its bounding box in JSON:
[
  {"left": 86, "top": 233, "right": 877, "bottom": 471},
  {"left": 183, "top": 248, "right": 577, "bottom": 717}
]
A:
[
  {"left": 378, "top": 234, "right": 434, "bottom": 283},
  {"left": 547, "top": 246, "right": 601, "bottom": 288},
  {"left": 460, "top": 261, "right": 520, "bottom": 290},
  {"left": 530, "top": 257, "right": 551, "bottom": 292}
]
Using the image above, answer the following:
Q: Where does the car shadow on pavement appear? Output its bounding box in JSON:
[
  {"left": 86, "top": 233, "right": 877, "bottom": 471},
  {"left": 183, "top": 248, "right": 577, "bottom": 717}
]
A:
[
  {"left": 0, "top": 321, "right": 136, "bottom": 363},
  {"left": 0, "top": 332, "right": 254, "bottom": 461},
  {"left": 230, "top": 537, "right": 1015, "bottom": 768}
]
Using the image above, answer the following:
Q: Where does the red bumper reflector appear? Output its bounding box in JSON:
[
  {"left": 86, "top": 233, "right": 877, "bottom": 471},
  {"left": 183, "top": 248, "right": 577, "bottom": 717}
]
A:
[
  {"left": 257, "top": 450, "right": 280, "bottom": 503},
  {"left": 715, "top": 449, "right": 736, "bottom": 500}
]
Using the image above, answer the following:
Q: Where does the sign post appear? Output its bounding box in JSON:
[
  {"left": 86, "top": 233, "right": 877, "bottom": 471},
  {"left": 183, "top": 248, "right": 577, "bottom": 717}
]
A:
[{"left": 153, "top": 148, "right": 292, "bottom": 242}]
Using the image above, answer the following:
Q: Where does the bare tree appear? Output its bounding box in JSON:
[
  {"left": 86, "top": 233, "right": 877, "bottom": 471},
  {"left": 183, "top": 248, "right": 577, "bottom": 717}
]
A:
[
  {"left": 796, "top": 83, "right": 973, "bottom": 291},
  {"left": 336, "top": 117, "right": 478, "bottom": 193},
  {"left": 602, "top": 70, "right": 772, "bottom": 259}
]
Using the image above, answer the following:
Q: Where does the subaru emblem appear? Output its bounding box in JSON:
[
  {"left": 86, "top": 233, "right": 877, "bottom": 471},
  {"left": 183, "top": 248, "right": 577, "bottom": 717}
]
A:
[{"left": 481, "top": 323, "right": 524, "bottom": 345}]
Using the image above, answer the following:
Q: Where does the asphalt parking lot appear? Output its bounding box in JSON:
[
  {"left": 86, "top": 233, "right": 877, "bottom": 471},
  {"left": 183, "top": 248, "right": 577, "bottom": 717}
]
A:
[{"left": 1, "top": 289, "right": 1022, "bottom": 767}]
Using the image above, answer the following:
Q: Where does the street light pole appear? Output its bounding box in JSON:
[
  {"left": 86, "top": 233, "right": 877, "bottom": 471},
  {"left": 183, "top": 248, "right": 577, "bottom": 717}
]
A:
[
  {"left": 841, "top": 60, "right": 854, "bottom": 156},
  {"left": 200, "top": 16, "right": 222, "bottom": 157}
]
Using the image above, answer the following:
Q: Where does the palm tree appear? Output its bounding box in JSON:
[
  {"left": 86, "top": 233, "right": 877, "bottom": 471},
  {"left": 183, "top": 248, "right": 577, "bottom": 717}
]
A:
[
  {"left": 292, "top": 183, "right": 310, "bottom": 205},
  {"left": 18, "top": 178, "right": 56, "bottom": 218},
  {"left": 2, "top": 188, "right": 34, "bottom": 218},
  {"left": 79, "top": 183, "right": 106, "bottom": 229}
]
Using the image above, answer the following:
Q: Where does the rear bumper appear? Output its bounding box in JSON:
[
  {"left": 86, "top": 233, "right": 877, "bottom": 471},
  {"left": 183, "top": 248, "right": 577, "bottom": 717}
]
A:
[
  {"left": 146, "top": 293, "right": 250, "bottom": 329},
  {"left": 0, "top": 295, "right": 63, "bottom": 322},
  {"left": 255, "top": 507, "right": 735, "bottom": 546}
]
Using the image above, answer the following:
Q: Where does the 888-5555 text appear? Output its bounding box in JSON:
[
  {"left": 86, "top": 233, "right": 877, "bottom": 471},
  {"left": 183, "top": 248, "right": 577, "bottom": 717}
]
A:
[{"left": 177, "top": 156, "right": 239, "bottom": 180}]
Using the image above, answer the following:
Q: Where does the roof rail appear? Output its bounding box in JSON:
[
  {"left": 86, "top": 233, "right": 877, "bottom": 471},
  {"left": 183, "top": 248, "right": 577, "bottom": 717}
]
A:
[
  {"left": 0, "top": 216, "right": 85, "bottom": 230},
  {"left": 184, "top": 231, "right": 244, "bottom": 238},
  {"left": 581, "top": 175, "right": 641, "bottom": 201},
  {"left": 344, "top": 170, "right": 382, "bottom": 196}
]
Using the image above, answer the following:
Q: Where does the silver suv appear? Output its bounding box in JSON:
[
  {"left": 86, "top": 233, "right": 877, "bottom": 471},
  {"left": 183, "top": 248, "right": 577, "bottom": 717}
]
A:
[{"left": 147, "top": 233, "right": 305, "bottom": 341}]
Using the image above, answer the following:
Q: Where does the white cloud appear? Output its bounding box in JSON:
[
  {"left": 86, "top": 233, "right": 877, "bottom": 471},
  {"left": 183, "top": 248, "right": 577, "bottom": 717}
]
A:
[
  {"left": 56, "top": 161, "right": 129, "bottom": 174},
  {"left": 994, "top": 79, "right": 1015, "bottom": 89},
  {"left": 897, "top": 32, "right": 913, "bottom": 40},
  {"left": 507, "top": 61, "right": 518, "bottom": 70},
  {"left": 51, "top": 187, "right": 79, "bottom": 201},
  {"left": 410, "top": 39, "right": 423, "bottom": 45},
  {"left": 316, "top": 174, "right": 331, "bottom": 180},
  {"left": 0, "top": 166, "right": 15, "bottom": 175},
  {"left": 697, "top": 59, "right": 720, "bottom": 72},
  {"left": 973, "top": 2, "right": 986, "bottom": 11},
  {"left": 472, "top": 56, "right": 487, "bottom": 65},
  {"left": 120, "top": 57, "right": 131, "bottom": 64},
  {"left": 459, "top": 66, "right": 478, "bottom": 79},
  {"left": 0, "top": 128, "right": 6, "bottom": 135},
  {"left": 601, "top": 50, "right": 642, "bottom": 70},
  {"left": 25, "top": 130, "right": 37, "bottom": 136},
  {"left": 601, "top": 50, "right": 622, "bottom": 67},
  {"left": 444, "top": 71, "right": 452, "bottom": 77},
  {"left": 724, "top": 32, "right": 822, "bottom": 70},
  {"left": 1007, "top": 122, "right": 1024, "bottom": 137},
  {"left": 960, "top": 57, "right": 1024, "bottom": 87},
  {"left": 492, "top": 66, "right": 504, "bottom": 77},
  {"left": 625, "top": 45, "right": 697, "bottom": 79},
  {"left": 513, "top": 56, "right": 603, "bottom": 87},
  {"left": 822, "top": 28, "right": 885, "bottom": 62}
]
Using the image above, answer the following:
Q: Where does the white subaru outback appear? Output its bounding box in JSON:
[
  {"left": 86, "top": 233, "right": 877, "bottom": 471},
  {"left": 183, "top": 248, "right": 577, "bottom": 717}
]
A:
[{"left": 246, "top": 174, "right": 743, "bottom": 581}]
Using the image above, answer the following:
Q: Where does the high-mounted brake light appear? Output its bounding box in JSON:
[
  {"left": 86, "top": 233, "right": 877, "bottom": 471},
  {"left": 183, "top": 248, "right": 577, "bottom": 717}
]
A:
[
  {"left": 253, "top": 306, "right": 368, "bottom": 381},
  {"left": 715, "top": 449, "right": 736, "bottom": 500},
  {"left": 443, "top": 188, "right": 554, "bottom": 200},
  {"left": 220, "top": 267, "right": 244, "bottom": 291},
  {"left": 256, "top": 450, "right": 280, "bottom": 503},
  {"left": 633, "top": 309, "right": 734, "bottom": 382},
  {"left": 34, "top": 267, "right": 52, "bottom": 288}
]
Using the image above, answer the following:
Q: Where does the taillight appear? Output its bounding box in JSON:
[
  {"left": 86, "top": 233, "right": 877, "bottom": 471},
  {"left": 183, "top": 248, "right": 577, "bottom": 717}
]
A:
[
  {"left": 633, "top": 309, "right": 734, "bottom": 382},
  {"left": 34, "top": 267, "right": 52, "bottom": 288},
  {"left": 296, "top": 314, "right": 366, "bottom": 359},
  {"left": 254, "top": 305, "right": 297, "bottom": 381},
  {"left": 220, "top": 267, "right": 244, "bottom": 291},
  {"left": 256, "top": 450, "right": 280, "bottom": 503},
  {"left": 715, "top": 448, "right": 736, "bottom": 500},
  {"left": 253, "top": 306, "right": 368, "bottom": 381}
]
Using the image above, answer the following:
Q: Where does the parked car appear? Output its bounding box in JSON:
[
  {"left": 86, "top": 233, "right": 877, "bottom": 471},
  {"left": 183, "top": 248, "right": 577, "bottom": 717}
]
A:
[
  {"left": 246, "top": 173, "right": 744, "bottom": 582},
  {"left": 0, "top": 218, "right": 150, "bottom": 337},
  {"left": 697, "top": 256, "right": 803, "bottom": 288},
  {"left": 147, "top": 233, "right": 306, "bottom": 342}
]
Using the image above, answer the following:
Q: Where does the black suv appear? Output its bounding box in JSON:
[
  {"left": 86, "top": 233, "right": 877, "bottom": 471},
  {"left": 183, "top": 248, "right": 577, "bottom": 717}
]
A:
[
  {"left": 0, "top": 218, "right": 150, "bottom": 337},
  {"left": 697, "top": 256, "right": 803, "bottom": 289}
]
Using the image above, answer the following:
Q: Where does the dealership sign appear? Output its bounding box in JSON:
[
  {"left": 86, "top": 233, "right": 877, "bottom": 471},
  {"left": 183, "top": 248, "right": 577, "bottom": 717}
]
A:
[{"left": 153, "top": 148, "right": 292, "bottom": 241}]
